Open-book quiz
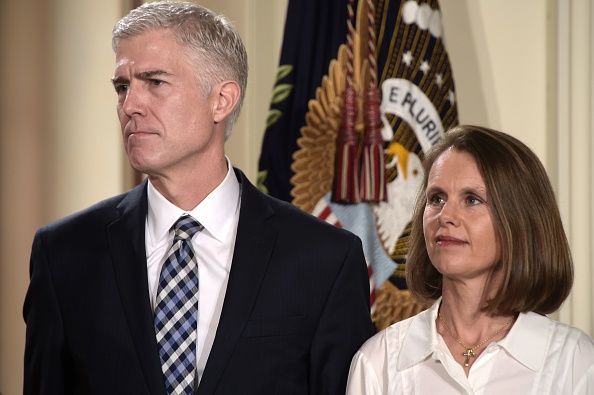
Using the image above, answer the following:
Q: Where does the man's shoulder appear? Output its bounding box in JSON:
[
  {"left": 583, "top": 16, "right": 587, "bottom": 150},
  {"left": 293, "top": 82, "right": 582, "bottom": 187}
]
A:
[
  {"left": 236, "top": 168, "right": 357, "bottom": 243},
  {"left": 38, "top": 183, "right": 145, "bottom": 238},
  {"left": 259, "top": 191, "right": 358, "bottom": 244}
]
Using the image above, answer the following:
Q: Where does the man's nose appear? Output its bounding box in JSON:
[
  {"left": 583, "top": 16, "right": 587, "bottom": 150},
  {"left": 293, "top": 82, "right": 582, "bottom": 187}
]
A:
[{"left": 121, "top": 86, "right": 146, "bottom": 117}]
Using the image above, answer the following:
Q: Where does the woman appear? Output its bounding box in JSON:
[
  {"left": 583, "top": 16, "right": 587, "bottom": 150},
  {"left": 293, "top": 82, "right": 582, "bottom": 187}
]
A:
[{"left": 346, "top": 125, "right": 594, "bottom": 394}]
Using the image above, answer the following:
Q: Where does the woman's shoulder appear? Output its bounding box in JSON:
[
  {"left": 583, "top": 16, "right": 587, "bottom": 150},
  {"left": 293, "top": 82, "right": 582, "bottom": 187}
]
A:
[
  {"left": 531, "top": 313, "right": 594, "bottom": 348},
  {"left": 520, "top": 312, "right": 594, "bottom": 370},
  {"left": 347, "top": 312, "right": 426, "bottom": 394},
  {"left": 519, "top": 313, "right": 594, "bottom": 390},
  {"left": 347, "top": 302, "right": 440, "bottom": 394},
  {"left": 359, "top": 313, "right": 420, "bottom": 354},
  {"left": 549, "top": 316, "right": 594, "bottom": 357}
]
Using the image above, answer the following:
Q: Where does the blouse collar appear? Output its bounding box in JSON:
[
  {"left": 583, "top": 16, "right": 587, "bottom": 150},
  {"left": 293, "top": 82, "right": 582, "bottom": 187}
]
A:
[{"left": 396, "top": 298, "right": 550, "bottom": 372}]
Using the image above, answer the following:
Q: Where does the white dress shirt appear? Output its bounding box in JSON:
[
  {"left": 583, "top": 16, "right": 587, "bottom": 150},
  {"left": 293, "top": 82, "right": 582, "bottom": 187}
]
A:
[
  {"left": 347, "top": 298, "right": 594, "bottom": 394},
  {"left": 145, "top": 159, "right": 240, "bottom": 384}
]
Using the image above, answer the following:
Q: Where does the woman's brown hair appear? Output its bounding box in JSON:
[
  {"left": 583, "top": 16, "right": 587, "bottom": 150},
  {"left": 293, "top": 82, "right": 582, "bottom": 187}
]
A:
[{"left": 406, "top": 125, "right": 573, "bottom": 314}]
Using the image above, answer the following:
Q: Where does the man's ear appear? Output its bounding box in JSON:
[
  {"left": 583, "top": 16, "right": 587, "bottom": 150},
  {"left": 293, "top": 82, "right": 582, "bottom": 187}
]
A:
[{"left": 212, "top": 80, "right": 240, "bottom": 124}]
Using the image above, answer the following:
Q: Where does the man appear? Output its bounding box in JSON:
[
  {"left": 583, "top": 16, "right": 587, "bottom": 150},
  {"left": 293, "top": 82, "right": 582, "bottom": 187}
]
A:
[{"left": 23, "top": 2, "right": 375, "bottom": 394}]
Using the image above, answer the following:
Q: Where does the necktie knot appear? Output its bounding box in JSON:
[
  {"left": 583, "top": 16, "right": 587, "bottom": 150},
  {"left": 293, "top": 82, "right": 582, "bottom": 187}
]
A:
[{"left": 173, "top": 215, "right": 202, "bottom": 242}]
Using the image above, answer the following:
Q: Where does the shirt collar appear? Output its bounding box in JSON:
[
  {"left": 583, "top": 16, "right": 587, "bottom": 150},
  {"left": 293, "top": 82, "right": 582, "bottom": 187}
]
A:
[
  {"left": 496, "top": 311, "right": 549, "bottom": 371},
  {"left": 397, "top": 298, "right": 441, "bottom": 370},
  {"left": 146, "top": 157, "right": 240, "bottom": 246},
  {"left": 395, "top": 298, "right": 550, "bottom": 372}
]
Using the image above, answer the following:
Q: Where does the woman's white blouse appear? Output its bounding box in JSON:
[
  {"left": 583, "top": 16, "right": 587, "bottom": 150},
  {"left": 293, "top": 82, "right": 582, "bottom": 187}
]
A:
[{"left": 346, "top": 299, "right": 594, "bottom": 394}]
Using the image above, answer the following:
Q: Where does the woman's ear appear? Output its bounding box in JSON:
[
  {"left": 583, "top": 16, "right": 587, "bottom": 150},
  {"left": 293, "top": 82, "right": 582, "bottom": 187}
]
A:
[{"left": 212, "top": 80, "right": 240, "bottom": 124}]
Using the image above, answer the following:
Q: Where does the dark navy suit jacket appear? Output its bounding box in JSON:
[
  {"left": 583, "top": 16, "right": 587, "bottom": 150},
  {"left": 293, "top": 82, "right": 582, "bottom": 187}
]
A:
[{"left": 23, "top": 169, "right": 375, "bottom": 394}]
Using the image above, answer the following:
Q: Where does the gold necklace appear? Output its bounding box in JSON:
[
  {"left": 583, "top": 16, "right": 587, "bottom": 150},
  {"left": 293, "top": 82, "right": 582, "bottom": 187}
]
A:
[{"left": 438, "top": 314, "right": 513, "bottom": 367}]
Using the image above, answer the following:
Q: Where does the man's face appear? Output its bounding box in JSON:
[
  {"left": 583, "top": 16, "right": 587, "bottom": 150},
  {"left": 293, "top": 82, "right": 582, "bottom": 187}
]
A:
[{"left": 112, "top": 29, "right": 222, "bottom": 178}]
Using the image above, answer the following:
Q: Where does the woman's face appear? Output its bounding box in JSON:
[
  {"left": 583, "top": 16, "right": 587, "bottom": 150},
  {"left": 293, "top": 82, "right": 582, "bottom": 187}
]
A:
[{"left": 423, "top": 148, "right": 500, "bottom": 282}]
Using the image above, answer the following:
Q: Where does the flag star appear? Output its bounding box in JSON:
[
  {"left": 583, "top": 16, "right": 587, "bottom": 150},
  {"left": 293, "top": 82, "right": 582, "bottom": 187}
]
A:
[
  {"left": 402, "top": 51, "right": 413, "bottom": 67},
  {"left": 435, "top": 73, "right": 443, "bottom": 87},
  {"left": 419, "top": 60, "right": 430, "bottom": 74},
  {"left": 448, "top": 90, "right": 456, "bottom": 105}
]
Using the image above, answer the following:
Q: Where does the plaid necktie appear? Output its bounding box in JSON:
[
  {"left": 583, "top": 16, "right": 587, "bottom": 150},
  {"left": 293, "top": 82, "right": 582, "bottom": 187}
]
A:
[{"left": 154, "top": 215, "right": 202, "bottom": 395}]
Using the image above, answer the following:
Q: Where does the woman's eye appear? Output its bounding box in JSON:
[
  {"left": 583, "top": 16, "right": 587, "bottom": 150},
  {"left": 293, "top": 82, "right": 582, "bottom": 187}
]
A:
[
  {"left": 465, "top": 195, "right": 481, "bottom": 205},
  {"left": 428, "top": 194, "right": 444, "bottom": 205}
]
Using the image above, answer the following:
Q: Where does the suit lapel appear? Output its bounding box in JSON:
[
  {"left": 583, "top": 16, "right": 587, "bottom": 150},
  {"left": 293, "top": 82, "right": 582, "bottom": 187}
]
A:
[
  {"left": 107, "top": 182, "right": 166, "bottom": 395},
  {"left": 197, "top": 170, "right": 278, "bottom": 394}
]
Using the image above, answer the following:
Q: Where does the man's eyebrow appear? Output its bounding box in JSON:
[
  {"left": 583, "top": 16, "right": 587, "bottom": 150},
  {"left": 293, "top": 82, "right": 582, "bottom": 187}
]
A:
[
  {"left": 137, "top": 70, "right": 173, "bottom": 79},
  {"left": 111, "top": 76, "right": 128, "bottom": 86},
  {"left": 111, "top": 70, "right": 173, "bottom": 85}
]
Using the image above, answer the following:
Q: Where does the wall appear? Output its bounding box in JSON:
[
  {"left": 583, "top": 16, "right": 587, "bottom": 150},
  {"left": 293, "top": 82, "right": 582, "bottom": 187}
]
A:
[
  {"left": 0, "top": 1, "right": 45, "bottom": 392},
  {"left": 1, "top": 0, "right": 592, "bottom": 393},
  {"left": 0, "top": 0, "right": 123, "bottom": 394},
  {"left": 441, "top": 0, "right": 552, "bottom": 161},
  {"left": 554, "top": 0, "right": 593, "bottom": 333}
]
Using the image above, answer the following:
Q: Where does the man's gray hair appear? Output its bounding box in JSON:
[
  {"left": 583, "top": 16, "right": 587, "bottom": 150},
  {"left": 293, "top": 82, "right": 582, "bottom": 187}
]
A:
[{"left": 112, "top": 1, "right": 248, "bottom": 138}]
